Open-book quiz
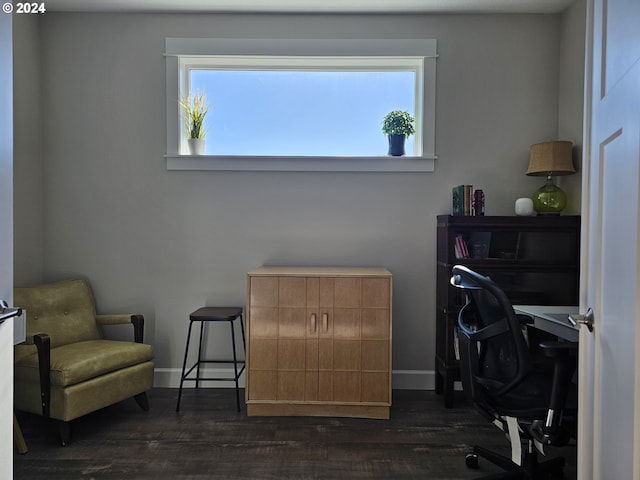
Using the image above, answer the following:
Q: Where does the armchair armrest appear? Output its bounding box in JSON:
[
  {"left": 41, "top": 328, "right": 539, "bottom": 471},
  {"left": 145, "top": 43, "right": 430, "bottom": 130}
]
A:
[
  {"left": 33, "top": 333, "right": 51, "bottom": 418},
  {"left": 96, "top": 314, "right": 145, "bottom": 343}
]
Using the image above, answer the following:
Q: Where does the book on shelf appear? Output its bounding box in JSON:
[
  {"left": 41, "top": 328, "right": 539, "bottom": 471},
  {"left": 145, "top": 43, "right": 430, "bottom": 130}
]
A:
[
  {"left": 452, "top": 184, "right": 474, "bottom": 216},
  {"left": 452, "top": 185, "right": 486, "bottom": 216},
  {"left": 454, "top": 240, "right": 462, "bottom": 259},
  {"left": 454, "top": 234, "right": 470, "bottom": 259}
]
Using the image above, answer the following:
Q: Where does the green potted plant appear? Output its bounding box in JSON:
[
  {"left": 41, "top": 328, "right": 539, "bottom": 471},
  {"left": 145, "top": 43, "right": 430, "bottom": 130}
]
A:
[
  {"left": 180, "top": 90, "right": 209, "bottom": 155},
  {"left": 382, "top": 110, "right": 415, "bottom": 156}
]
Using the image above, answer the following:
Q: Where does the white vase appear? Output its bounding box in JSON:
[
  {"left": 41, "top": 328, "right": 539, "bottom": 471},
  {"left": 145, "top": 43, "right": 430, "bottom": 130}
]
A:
[{"left": 187, "top": 138, "right": 205, "bottom": 155}]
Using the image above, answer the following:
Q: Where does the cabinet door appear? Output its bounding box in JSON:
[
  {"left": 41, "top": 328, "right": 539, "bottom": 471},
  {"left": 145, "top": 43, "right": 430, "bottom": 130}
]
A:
[
  {"left": 327, "top": 276, "right": 391, "bottom": 404},
  {"left": 248, "top": 275, "right": 313, "bottom": 402}
]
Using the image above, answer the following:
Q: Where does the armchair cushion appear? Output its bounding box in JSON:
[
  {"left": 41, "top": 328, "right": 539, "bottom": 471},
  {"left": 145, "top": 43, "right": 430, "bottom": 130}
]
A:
[
  {"left": 15, "top": 279, "right": 100, "bottom": 348},
  {"left": 15, "top": 339, "right": 153, "bottom": 387}
]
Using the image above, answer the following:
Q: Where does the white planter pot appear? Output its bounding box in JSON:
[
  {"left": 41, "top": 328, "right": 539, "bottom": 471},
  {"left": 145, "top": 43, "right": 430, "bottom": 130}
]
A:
[{"left": 187, "top": 138, "right": 205, "bottom": 155}]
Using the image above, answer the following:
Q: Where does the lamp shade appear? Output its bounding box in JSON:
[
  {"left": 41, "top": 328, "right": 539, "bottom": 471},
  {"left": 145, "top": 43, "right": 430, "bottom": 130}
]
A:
[{"left": 526, "top": 141, "right": 575, "bottom": 176}]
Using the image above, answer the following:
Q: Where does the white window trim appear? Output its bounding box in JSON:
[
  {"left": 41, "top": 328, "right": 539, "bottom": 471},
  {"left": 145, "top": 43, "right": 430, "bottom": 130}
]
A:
[{"left": 165, "top": 38, "right": 437, "bottom": 172}]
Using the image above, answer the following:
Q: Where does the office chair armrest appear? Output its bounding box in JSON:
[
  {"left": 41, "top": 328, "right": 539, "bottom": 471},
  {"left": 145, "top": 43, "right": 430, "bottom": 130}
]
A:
[
  {"left": 33, "top": 333, "right": 51, "bottom": 419},
  {"left": 538, "top": 340, "right": 577, "bottom": 356},
  {"left": 516, "top": 313, "right": 534, "bottom": 326}
]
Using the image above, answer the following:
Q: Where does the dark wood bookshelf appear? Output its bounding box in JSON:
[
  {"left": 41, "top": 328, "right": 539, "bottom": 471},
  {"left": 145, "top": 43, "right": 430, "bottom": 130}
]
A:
[{"left": 435, "top": 214, "right": 580, "bottom": 408}]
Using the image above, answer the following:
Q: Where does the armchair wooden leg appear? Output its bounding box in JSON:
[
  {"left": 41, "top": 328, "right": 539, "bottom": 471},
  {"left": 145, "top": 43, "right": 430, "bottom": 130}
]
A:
[
  {"left": 13, "top": 413, "right": 28, "bottom": 454},
  {"left": 134, "top": 392, "right": 150, "bottom": 411},
  {"left": 57, "top": 421, "right": 70, "bottom": 446}
]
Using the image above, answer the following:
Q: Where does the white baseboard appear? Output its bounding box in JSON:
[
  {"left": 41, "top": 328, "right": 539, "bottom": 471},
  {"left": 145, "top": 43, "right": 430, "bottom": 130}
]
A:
[{"left": 153, "top": 367, "right": 448, "bottom": 391}]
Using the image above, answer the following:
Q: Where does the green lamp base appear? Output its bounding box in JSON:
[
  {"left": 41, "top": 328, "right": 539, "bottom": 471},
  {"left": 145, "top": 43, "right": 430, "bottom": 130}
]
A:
[{"left": 532, "top": 177, "right": 566, "bottom": 215}]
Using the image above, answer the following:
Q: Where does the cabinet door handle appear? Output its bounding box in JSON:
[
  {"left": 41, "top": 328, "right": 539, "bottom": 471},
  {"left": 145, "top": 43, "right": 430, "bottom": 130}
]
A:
[
  {"left": 322, "top": 313, "right": 329, "bottom": 332},
  {"left": 310, "top": 313, "right": 317, "bottom": 333}
]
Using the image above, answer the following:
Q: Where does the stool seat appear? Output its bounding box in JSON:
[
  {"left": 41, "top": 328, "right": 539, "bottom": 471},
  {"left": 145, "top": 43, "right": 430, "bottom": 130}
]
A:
[
  {"left": 176, "top": 306, "right": 245, "bottom": 413},
  {"left": 190, "top": 307, "right": 243, "bottom": 322}
]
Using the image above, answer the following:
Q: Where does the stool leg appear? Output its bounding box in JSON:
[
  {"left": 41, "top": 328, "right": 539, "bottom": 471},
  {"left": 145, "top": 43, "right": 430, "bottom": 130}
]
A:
[
  {"left": 230, "top": 320, "right": 241, "bottom": 412},
  {"left": 196, "top": 320, "right": 206, "bottom": 389},
  {"left": 240, "top": 314, "right": 246, "bottom": 355},
  {"left": 176, "top": 320, "right": 195, "bottom": 412}
]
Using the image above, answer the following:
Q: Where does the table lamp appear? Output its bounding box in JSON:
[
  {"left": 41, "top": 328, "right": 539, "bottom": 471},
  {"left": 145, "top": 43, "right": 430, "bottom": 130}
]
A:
[{"left": 526, "top": 140, "right": 575, "bottom": 215}]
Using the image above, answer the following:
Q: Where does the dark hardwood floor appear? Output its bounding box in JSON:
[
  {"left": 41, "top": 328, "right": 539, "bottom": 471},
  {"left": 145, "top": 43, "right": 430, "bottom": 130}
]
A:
[{"left": 14, "top": 389, "right": 576, "bottom": 479}]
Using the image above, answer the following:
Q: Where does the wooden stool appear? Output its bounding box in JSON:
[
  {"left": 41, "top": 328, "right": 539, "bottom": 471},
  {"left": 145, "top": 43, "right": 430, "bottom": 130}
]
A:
[{"left": 176, "top": 307, "right": 245, "bottom": 412}]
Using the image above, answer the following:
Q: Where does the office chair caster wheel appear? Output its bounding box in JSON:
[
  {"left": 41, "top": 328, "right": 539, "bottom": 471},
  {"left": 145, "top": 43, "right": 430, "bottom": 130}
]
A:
[{"left": 465, "top": 453, "right": 479, "bottom": 469}]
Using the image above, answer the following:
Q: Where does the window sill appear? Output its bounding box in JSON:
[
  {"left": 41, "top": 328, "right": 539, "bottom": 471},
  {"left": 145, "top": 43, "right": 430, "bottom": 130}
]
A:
[{"left": 165, "top": 155, "right": 436, "bottom": 172}]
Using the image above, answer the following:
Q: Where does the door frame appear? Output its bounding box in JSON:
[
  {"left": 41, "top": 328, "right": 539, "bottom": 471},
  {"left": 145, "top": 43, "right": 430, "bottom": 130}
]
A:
[{"left": 576, "top": 0, "right": 595, "bottom": 476}]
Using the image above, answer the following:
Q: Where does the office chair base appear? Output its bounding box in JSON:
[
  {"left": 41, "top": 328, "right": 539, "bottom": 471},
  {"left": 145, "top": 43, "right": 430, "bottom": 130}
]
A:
[{"left": 466, "top": 445, "right": 565, "bottom": 480}]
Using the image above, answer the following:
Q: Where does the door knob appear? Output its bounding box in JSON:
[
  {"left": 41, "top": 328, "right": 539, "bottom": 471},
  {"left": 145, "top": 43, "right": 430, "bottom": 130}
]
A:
[
  {"left": 0, "top": 299, "right": 22, "bottom": 323},
  {"left": 568, "top": 308, "right": 594, "bottom": 332}
]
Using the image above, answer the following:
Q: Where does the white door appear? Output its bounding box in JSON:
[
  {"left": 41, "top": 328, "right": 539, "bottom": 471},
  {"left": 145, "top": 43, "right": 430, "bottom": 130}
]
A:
[
  {"left": 578, "top": 0, "right": 640, "bottom": 478},
  {"left": 0, "top": 13, "right": 15, "bottom": 477}
]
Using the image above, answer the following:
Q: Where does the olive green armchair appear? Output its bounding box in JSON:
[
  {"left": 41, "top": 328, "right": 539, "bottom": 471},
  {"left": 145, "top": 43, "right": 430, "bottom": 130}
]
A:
[{"left": 14, "top": 279, "right": 154, "bottom": 445}]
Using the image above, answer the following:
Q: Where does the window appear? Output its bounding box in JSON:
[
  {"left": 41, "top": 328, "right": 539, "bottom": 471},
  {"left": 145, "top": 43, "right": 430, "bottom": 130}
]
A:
[
  {"left": 185, "top": 58, "right": 419, "bottom": 156},
  {"left": 165, "top": 38, "right": 437, "bottom": 172}
]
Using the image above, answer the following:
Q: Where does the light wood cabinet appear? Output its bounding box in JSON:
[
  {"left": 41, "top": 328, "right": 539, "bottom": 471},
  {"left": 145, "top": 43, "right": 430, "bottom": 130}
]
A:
[{"left": 246, "top": 267, "right": 392, "bottom": 419}]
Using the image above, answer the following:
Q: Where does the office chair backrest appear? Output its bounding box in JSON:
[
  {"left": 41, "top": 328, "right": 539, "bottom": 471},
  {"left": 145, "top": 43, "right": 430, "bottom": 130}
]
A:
[{"left": 451, "top": 265, "right": 531, "bottom": 404}]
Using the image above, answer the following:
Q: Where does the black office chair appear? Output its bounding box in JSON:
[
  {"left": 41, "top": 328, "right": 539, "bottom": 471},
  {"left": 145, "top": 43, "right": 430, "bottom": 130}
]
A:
[{"left": 450, "top": 265, "right": 577, "bottom": 480}]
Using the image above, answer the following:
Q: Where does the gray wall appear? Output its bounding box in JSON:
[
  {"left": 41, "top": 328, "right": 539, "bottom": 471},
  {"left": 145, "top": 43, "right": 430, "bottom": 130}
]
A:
[
  {"left": 558, "top": 0, "right": 586, "bottom": 214},
  {"left": 13, "top": 15, "right": 43, "bottom": 285},
  {"left": 13, "top": 10, "right": 584, "bottom": 388}
]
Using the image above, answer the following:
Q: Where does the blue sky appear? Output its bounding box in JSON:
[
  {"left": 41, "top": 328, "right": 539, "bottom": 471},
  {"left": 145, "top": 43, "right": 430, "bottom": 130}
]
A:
[{"left": 190, "top": 69, "right": 415, "bottom": 156}]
